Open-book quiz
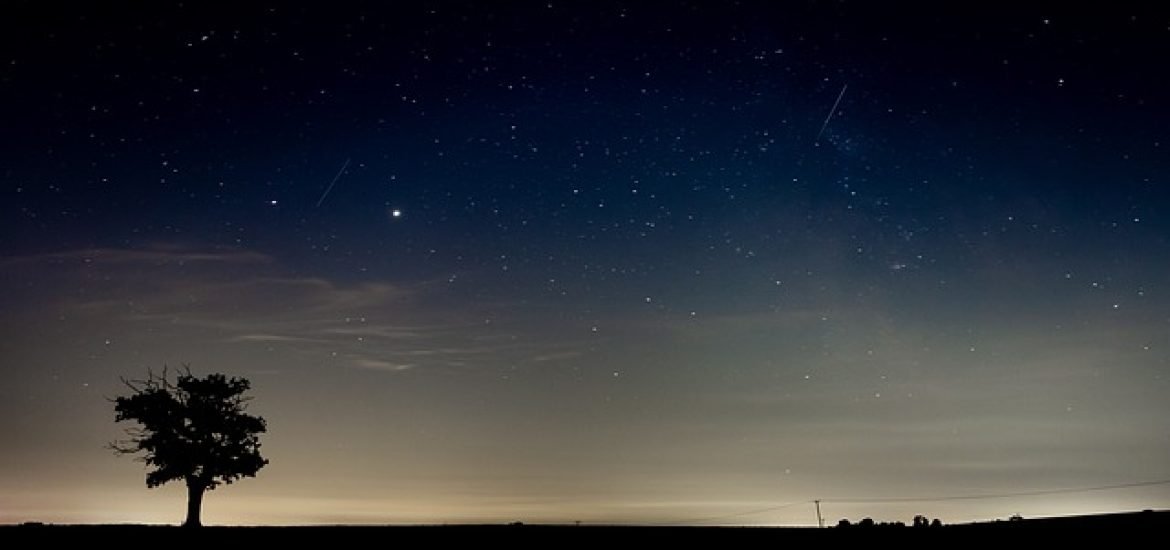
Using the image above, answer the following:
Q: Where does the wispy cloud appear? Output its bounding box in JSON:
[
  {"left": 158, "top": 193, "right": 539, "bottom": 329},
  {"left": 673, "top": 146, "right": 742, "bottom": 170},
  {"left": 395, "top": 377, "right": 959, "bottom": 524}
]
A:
[
  {"left": 351, "top": 359, "right": 415, "bottom": 372},
  {"left": 530, "top": 350, "right": 583, "bottom": 363},
  {"left": 2, "top": 245, "right": 578, "bottom": 374},
  {"left": 0, "top": 245, "right": 272, "bottom": 267},
  {"left": 228, "top": 334, "right": 325, "bottom": 343}
]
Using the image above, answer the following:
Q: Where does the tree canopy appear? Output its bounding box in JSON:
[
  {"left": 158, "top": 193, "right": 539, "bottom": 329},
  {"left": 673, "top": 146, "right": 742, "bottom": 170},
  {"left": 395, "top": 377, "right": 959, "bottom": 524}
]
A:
[{"left": 112, "top": 368, "right": 268, "bottom": 526}]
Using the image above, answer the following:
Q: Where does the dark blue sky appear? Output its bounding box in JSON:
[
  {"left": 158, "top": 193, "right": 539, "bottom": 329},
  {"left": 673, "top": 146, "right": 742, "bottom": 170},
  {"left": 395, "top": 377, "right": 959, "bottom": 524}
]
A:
[{"left": 2, "top": 2, "right": 1169, "bottom": 525}]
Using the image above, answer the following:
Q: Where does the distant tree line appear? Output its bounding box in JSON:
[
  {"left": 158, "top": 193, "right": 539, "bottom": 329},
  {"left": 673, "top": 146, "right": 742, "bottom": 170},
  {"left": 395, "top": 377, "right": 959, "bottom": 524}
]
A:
[{"left": 836, "top": 515, "right": 943, "bottom": 528}]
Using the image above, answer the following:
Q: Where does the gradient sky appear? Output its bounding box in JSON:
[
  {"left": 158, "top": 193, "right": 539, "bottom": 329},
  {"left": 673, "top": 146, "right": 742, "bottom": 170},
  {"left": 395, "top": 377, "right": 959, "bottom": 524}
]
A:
[{"left": 2, "top": 2, "right": 1169, "bottom": 526}]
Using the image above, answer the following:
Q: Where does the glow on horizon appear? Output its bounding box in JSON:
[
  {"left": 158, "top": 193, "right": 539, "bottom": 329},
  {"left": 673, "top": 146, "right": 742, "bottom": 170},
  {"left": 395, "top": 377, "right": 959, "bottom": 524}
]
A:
[{"left": 3, "top": 477, "right": 1167, "bottom": 526}]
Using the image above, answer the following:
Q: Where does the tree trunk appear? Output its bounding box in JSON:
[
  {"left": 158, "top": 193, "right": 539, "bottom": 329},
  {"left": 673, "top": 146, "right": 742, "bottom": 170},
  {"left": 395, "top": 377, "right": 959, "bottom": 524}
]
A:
[{"left": 184, "top": 479, "right": 206, "bottom": 527}]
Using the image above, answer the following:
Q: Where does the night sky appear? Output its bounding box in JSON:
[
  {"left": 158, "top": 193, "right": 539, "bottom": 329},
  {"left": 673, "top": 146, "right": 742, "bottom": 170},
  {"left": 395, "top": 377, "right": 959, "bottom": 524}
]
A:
[{"left": 2, "top": 2, "right": 1169, "bottom": 526}]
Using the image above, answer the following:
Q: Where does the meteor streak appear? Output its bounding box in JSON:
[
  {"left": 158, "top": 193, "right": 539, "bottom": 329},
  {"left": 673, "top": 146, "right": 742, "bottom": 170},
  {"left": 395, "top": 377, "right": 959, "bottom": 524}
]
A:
[
  {"left": 815, "top": 84, "right": 848, "bottom": 143},
  {"left": 315, "top": 157, "right": 351, "bottom": 207}
]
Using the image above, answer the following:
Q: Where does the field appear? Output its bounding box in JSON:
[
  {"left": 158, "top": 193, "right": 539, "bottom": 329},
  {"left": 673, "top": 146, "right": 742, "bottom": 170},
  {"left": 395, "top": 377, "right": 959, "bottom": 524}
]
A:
[{"left": 3, "top": 510, "right": 1166, "bottom": 544}]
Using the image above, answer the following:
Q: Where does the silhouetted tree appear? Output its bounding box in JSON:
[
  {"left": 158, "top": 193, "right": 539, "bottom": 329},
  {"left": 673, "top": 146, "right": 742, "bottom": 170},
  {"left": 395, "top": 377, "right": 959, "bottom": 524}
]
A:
[
  {"left": 913, "top": 514, "right": 929, "bottom": 527},
  {"left": 858, "top": 517, "right": 875, "bottom": 527},
  {"left": 111, "top": 368, "right": 268, "bottom": 527},
  {"left": 836, "top": 518, "right": 852, "bottom": 528},
  {"left": 931, "top": 518, "right": 943, "bottom": 528}
]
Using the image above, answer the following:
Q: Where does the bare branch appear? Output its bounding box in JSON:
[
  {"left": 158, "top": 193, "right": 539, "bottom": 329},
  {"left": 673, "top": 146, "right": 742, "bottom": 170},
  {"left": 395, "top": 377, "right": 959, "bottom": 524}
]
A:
[{"left": 110, "top": 365, "right": 268, "bottom": 527}]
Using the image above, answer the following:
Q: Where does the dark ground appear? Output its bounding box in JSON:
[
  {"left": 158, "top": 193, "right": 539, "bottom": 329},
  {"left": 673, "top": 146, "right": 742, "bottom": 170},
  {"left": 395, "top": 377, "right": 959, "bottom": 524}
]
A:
[{"left": 3, "top": 510, "right": 1166, "bottom": 544}]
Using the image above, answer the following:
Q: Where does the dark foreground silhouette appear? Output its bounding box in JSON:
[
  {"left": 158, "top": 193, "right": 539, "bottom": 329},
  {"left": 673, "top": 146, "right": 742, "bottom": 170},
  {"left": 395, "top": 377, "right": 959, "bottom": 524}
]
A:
[
  {"left": 4, "top": 510, "right": 1167, "bottom": 543},
  {"left": 111, "top": 369, "right": 268, "bottom": 527}
]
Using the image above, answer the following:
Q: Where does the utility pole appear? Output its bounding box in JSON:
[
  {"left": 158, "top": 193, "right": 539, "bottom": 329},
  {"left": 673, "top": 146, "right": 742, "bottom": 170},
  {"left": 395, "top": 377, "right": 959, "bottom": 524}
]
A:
[{"left": 815, "top": 500, "right": 824, "bottom": 528}]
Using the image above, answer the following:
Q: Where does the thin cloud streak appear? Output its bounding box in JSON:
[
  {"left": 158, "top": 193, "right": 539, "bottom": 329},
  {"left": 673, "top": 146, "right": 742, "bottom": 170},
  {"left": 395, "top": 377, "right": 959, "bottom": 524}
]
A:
[{"left": 2, "top": 246, "right": 586, "bottom": 374}]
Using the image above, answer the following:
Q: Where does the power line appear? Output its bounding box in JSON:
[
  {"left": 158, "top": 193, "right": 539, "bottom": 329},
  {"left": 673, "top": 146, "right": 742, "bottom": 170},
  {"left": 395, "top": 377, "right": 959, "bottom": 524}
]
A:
[
  {"left": 820, "top": 479, "right": 1170, "bottom": 504},
  {"left": 649, "top": 478, "right": 1170, "bottom": 525}
]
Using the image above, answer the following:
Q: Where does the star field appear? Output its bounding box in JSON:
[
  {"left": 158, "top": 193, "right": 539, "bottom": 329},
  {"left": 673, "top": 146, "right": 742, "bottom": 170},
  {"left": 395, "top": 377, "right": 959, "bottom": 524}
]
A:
[{"left": 1, "top": 2, "right": 1169, "bottom": 525}]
